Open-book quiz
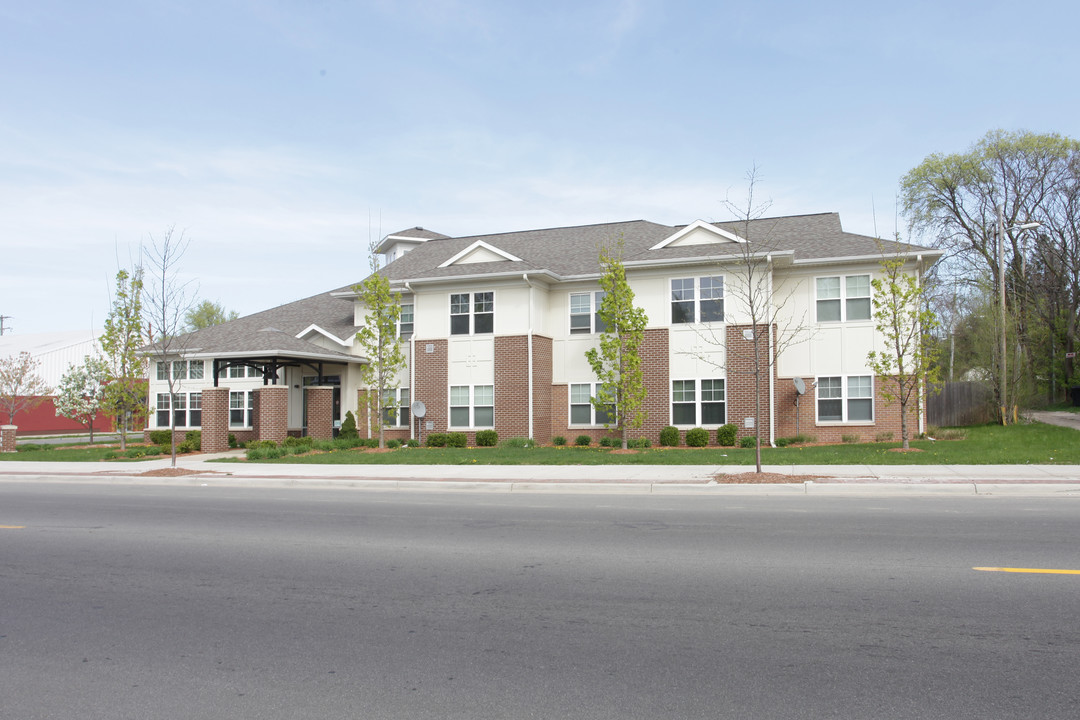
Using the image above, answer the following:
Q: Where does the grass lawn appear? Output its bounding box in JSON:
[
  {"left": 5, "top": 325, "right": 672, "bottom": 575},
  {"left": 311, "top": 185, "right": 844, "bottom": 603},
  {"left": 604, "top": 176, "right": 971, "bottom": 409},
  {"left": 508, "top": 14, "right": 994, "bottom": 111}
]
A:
[{"left": 232, "top": 423, "right": 1080, "bottom": 466}]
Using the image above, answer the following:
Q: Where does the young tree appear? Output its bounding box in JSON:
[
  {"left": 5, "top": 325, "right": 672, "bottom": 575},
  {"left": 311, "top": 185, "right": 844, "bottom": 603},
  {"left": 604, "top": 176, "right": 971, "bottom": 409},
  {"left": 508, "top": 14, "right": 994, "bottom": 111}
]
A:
[
  {"left": 99, "top": 267, "right": 148, "bottom": 450},
  {"left": 184, "top": 300, "right": 239, "bottom": 331},
  {"left": 143, "top": 227, "right": 196, "bottom": 466},
  {"left": 354, "top": 246, "right": 407, "bottom": 449},
  {"left": 585, "top": 238, "right": 648, "bottom": 450},
  {"left": 55, "top": 355, "right": 110, "bottom": 441},
  {"left": 866, "top": 249, "right": 941, "bottom": 450},
  {"left": 0, "top": 351, "right": 51, "bottom": 425}
]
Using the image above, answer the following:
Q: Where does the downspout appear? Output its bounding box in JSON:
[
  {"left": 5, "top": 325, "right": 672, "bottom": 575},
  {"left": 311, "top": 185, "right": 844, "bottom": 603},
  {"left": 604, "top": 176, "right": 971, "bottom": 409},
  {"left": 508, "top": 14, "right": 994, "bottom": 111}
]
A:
[
  {"left": 406, "top": 281, "right": 416, "bottom": 441},
  {"left": 522, "top": 273, "right": 535, "bottom": 440},
  {"left": 767, "top": 254, "right": 776, "bottom": 447},
  {"left": 915, "top": 257, "right": 925, "bottom": 437}
]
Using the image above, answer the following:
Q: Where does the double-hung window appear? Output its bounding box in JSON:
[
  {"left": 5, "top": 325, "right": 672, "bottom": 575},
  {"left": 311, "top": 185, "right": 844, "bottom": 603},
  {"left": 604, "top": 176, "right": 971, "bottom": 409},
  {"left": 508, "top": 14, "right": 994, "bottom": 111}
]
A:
[
  {"left": 381, "top": 388, "right": 411, "bottom": 427},
  {"left": 817, "top": 375, "right": 873, "bottom": 422},
  {"left": 399, "top": 303, "right": 414, "bottom": 338},
  {"left": 189, "top": 392, "right": 202, "bottom": 426},
  {"left": 671, "top": 276, "right": 724, "bottom": 324},
  {"left": 172, "top": 361, "right": 188, "bottom": 380},
  {"left": 156, "top": 393, "right": 170, "bottom": 427},
  {"left": 450, "top": 292, "right": 494, "bottom": 335},
  {"left": 189, "top": 360, "right": 204, "bottom": 380},
  {"left": 569, "top": 383, "right": 615, "bottom": 425},
  {"left": 672, "top": 379, "right": 726, "bottom": 425},
  {"left": 230, "top": 391, "right": 252, "bottom": 427},
  {"left": 816, "top": 275, "right": 871, "bottom": 322},
  {"left": 172, "top": 393, "right": 187, "bottom": 427},
  {"left": 157, "top": 362, "right": 169, "bottom": 381},
  {"left": 449, "top": 385, "right": 494, "bottom": 428},
  {"left": 569, "top": 291, "right": 607, "bottom": 334}
]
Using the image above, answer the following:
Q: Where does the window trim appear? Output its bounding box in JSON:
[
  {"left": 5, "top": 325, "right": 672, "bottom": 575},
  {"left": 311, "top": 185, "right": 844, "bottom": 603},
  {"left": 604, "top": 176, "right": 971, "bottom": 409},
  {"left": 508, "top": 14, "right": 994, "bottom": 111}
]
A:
[
  {"left": 568, "top": 382, "right": 615, "bottom": 426},
  {"left": 449, "top": 291, "right": 495, "bottom": 336},
  {"left": 399, "top": 302, "right": 414, "bottom": 338},
  {"left": 670, "top": 378, "right": 727, "bottom": 427},
  {"left": 671, "top": 276, "right": 725, "bottom": 325},
  {"left": 815, "top": 375, "right": 874, "bottom": 424},
  {"left": 569, "top": 291, "right": 606, "bottom": 335},
  {"left": 381, "top": 387, "right": 411, "bottom": 427},
  {"left": 816, "top": 274, "right": 872, "bottom": 323},
  {"left": 448, "top": 384, "right": 494, "bottom": 429}
]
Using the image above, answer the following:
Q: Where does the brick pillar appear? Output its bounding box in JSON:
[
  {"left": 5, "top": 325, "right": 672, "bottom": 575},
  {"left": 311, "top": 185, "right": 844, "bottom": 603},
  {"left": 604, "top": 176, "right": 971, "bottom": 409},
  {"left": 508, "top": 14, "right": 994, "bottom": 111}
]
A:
[
  {"left": 641, "top": 327, "right": 671, "bottom": 441},
  {"left": 494, "top": 335, "right": 530, "bottom": 440},
  {"left": 306, "top": 386, "right": 334, "bottom": 440},
  {"left": 0, "top": 425, "right": 16, "bottom": 453},
  {"left": 356, "top": 389, "right": 370, "bottom": 438},
  {"left": 200, "top": 387, "right": 230, "bottom": 453},
  {"left": 531, "top": 335, "right": 553, "bottom": 444},
  {"left": 254, "top": 386, "right": 289, "bottom": 443},
  {"left": 414, "top": 339, "right": 448, "bottom": 433},
  {"left": 725, "top": 324, "right": 776, "bottom": 442}
]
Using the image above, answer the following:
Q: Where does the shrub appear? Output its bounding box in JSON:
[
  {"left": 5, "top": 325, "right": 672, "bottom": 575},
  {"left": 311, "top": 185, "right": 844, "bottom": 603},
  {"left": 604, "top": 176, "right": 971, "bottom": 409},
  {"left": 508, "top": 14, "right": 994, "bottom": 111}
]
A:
[
  {"left": 126, "top": 448, "right": 145, "bottom": 458},
  {"left": 552, "top": 435, "right": 566, "bottom": 446},
  {"left": 874, "top": 432, "right": 894, "bottom": 443},
  {"left": 574, "top": 434, "right": 592, "bottom": 446},
  {"left": 716, "top": 423, "right": 738, "bottom": 447},
  {"left": 447, "top": 432, "right": 468, "bottom": 448},
  {"left": 248, "top": 439, "right": 279, "bottom": 450},
  {"left": 685, "top": 427, "right": 709, "bottom": 447},
  {"left": 17, "top": 444, "right": 45, "bottom": 452},
  {"left": 154, "top": 444, "right": 171, "bottom": 455},
  {"left": 426, "top": 433, "right": 448, "bottom": 447},
  {"left": 386, "top": 439, "right": 402, "bottom": 449},
  {"left": 184, "top": 430, "right": 201, "bottom": 450},
  {"left": 103, "top": 450, "right": 118, "bottom": 460},
  {"left": 841, "top": 434, "right": 860, "bottom": 444},
  {"left": 598, "top": 436, "right": 616, "bottom": 448},
  {"left": 148, "top": 429, "right": 173, "bottom": 445},
  {"left": 406, "top": 439, "right": 420, "bottom": 448},
  {"left": 659, "top": 426, "right": 680, "bottom": 447},
  {"left": 228, "top": 433, "right": 238, "bottom": 449},
  {"left": 628, "top": 437, "right": 651, "bottom": 449},
  {"left": 339, "top": 411, "right": 358, "bottom": 440},
  {"left": 775, "top": 437, "right": 792, "bottom": 447},
  {"left": 739, "top": 436, "right": 757, "bottom": 449},
  {"left": 283, "top": 435, "right": 314, "bottom": 448},
  {"left": 475, "top": 430, "right": 498, "bottom": 447},
  {"left": 939, "top": 428, "right": 966, "bottom": 440},
  {"left": 501, "top": 437, "right": 536, "bottom": 448},
  {"left": 177, "top": 440, "right": 196, "bottom": 454}
]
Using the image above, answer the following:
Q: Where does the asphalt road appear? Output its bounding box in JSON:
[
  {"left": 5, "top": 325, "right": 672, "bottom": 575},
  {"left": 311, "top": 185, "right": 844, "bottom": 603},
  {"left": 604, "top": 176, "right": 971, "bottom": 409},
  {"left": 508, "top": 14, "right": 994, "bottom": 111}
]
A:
[{"left": 2, "top": 484, "right": 1079, "bottom": 719}]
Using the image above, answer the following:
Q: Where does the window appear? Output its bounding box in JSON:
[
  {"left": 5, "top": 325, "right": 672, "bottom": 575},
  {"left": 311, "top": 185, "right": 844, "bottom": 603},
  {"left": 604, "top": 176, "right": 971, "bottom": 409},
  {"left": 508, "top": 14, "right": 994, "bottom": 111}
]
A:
[
  {"left": 229, "top": 365, "right": 245, "bottom": 379},
  {"left": 189, "top": 392, "right": 202, "bottom": 426},
  {"left": 817, "top": 375, "right": 873, "bottom": 422},
  {"left": 399, "top": 303, "right": 414, "bottom": 338},
  {"left": 672, "top": 379, "right": 726, "bottom": 426},
  {"left": 569, "top": 291, "right": 607, "bottom": 334},
  {"left": 230, "top": 391, "right": 252, "bottom": 427},
  {"left": 450, "top": 292, "right": 494, "bottom": 335},
  {"left": 671, "top": 277, "right": 724, "bottom": 324},
  {"left": 189, "top": 360, "right": 204, "bottom": 380},
  {"left": 172, "top": 393, "right": 187, "bottom": 427},
  {"left": 381, "top": 388, "right": 411, "bottom": 427},
  {"left": 157, "top": 362, "right": 168, "bottom": 381},
  {"left": 449, "top": 385, "right": 494, "bottom": 428},
  {"left": 156, "top": 393, "right": 170, "bottom": 427},
  {"left": 569, "top": 383, "right": 615, "bottom": 425},
  {"left": 817, "top": 275, "right": 871, "bottom": 322},
  {"left": 172, "top": 360, "right": 188, "bottom": 380}
]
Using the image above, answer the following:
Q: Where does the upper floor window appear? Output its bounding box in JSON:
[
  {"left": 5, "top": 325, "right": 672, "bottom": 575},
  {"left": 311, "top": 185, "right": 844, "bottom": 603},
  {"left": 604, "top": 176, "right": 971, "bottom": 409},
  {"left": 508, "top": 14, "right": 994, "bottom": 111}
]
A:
[
  {"left": 399, "top": 303, "right": 414, "bottom": 338},
  {"left": 816, "top": 275, "right": 871, "bottom": 322},
  {"left": 817, "top": 375, "right": 873, "bottom": 422},
  {"left": 569, "top": 291, "right": 607, "bottom": 334},
  {"left": 157, "top": 362, "right": 168, "bottom": 381},
  {"left": 189, "top": 360, "right": 204, "bottom": 380},
  {"left": 450, "top": 292, "right": 494, "bottom": 335},
  {"left": 671, "top": 276, "right": 724, "bottom": 324},
  {"left": 671, "top": 378, "right": 726, "bottom": 426}
]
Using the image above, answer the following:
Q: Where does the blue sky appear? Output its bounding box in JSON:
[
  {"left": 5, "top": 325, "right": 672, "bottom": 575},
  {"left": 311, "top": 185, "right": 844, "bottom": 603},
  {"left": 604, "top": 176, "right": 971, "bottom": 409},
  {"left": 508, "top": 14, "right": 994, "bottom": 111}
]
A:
[{"left": 2, "top": 0, "right": 1078, "bottom": 333}]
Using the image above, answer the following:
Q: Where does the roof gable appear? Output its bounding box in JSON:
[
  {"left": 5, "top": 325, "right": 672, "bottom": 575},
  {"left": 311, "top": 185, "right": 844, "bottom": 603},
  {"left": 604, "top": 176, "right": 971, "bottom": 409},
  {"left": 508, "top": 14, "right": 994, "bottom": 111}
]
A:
[
  {"left": 438, "top": 240, "right": 523, "bottom": 268},
  {"left": 650, "top": 220, "right": 743, "bottom": 250}
]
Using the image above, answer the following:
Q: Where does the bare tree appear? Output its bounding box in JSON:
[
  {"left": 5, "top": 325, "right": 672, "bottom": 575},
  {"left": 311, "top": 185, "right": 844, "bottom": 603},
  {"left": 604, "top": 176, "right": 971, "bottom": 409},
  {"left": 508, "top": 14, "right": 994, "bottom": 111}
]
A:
[
  {"left": 143, "top": 227, "right": 196, "bottom": 466},
  {"left": 690, "top": 169, "right": 812, "bottom": 473}
]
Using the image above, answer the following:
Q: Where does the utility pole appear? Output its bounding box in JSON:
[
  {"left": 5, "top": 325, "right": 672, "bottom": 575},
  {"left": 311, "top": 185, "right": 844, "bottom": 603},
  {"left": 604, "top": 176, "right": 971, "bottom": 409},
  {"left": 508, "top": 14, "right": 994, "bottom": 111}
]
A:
[
  {"left": 0, "top": 315, "right": 12, "bottom": 336},
  {"left": 997, "top": 205, "right": 1007, "bottom": 425}
]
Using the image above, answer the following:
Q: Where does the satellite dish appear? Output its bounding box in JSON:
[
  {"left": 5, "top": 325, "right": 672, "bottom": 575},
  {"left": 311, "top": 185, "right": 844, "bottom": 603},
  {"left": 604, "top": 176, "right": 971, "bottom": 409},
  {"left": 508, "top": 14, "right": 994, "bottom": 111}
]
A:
[
  {"left": 411, "top": 401, "right": 426, "bottom": 419},
  {"left": 793, "top": 377, "right": 806, "bottom": 395}
]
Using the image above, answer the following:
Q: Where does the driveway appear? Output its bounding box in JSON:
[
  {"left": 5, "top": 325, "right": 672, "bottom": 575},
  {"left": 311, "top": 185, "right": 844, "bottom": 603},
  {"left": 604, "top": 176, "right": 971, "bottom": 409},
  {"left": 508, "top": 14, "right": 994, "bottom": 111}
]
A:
[{"left": 1028, "top": 410, "right": 1080, "bottom": 432}]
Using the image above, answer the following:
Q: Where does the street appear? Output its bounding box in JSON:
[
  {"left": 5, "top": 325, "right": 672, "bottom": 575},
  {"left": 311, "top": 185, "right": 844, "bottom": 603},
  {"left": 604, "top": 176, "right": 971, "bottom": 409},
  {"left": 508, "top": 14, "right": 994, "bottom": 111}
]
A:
[{"left": 2, "top": 483, "right": 1079, "bottom": 719}]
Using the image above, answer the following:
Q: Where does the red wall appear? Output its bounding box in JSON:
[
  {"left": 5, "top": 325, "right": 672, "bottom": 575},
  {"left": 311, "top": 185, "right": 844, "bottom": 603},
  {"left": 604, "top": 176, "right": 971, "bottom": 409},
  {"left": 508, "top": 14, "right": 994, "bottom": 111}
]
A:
[{"left": 3, "top": 396, "right": 117, "bottom": 436}]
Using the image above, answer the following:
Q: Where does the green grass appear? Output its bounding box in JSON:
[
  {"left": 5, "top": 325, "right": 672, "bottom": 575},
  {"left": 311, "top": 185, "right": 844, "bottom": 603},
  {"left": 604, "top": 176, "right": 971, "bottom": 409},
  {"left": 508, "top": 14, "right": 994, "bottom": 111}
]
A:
[
  {"left": 227, "top": 423, "right": 1080, "bottom": 466},
  {"left": 1, "top": 442, "right": 157, "bottom": 462}
]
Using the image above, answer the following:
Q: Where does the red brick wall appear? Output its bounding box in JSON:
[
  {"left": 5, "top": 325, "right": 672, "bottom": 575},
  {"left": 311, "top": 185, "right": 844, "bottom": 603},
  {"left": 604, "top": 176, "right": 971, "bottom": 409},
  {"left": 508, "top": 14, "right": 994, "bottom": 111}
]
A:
[
  {"left": 2, "top": 397, "right": 117, "bottom": 436},
  {"left": 724, "top": 324, "right": 776, "bottom": 443},
  {"left": 494, "top": 335, "right": 530, "bottom": 440},
  {"left": 531, "top": 335, "right": 553, "bottom": 445},
  {"left": 414, "top": 338, "right": 448, "bottom": 436},
  {"left": 1, "top": 425, "right": 16, "bottom": 453},
  {"left": 775, "top": 374, "right": 922, "bottom": 443},
  {"left": 254, "top": 386, "right": 288, "bottom": 443},
  {"left": 306, "top": 386, "right": 334, "bottom": 440},
  {"left": 200, "top": 386, "right": 231, "bottom": 453}
]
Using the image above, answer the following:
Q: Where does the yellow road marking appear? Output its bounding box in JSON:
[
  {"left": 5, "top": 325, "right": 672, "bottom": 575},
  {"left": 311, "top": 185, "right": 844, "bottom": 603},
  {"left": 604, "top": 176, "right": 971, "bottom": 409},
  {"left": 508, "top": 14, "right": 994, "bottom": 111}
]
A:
[
  {"left": 974, "top": 567, "right": 1080, "bottom": 575},
  {"left": 0, "top": 525, "right": 25, "bottom": 529}
]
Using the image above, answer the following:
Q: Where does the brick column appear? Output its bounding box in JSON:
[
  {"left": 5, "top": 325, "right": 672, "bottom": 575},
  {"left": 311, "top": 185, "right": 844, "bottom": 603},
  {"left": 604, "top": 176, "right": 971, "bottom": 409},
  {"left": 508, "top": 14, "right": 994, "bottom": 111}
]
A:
[
  {"left": 200, "top": 387, "right": 230, "bottom": 453},
  {"left": 0, "top": 425, "right": 16, "bottom": 453},
  {"left": 306, "top": 386, "right": 334, "bottom": 440},
  {"left": 725, "top": 324, "right": 776, "bottom": 442},
  {"left": 254, "top": 386, "right": 289, "bottom": 443},
  {"left": 414, "top": 339, "right": 448, "bottom": 434}
]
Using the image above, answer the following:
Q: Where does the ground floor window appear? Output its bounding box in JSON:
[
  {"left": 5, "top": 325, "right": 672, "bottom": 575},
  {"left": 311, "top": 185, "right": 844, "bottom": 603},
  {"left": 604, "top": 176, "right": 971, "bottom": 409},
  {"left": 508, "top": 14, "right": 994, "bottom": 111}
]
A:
[
  {"left": 671, "top": 379, "right": 726, "bottom": 426},
  {"left": 230, "top": 391, "right": 254, "bottom": 428},
  {"left": 449, "top": 385, "right": 493, "bottom": 428},
  {"left": 381, "top": 388, "right": 411, "bottom": 427},
  {"left": 817, "top": 375, "right": 873, "bottom": 422},
  {"left": 156, "top": 392, "right": 202, "bottom": 428},
  {"left": 569, "top": 382, "right": 615, "bottom": 425}
]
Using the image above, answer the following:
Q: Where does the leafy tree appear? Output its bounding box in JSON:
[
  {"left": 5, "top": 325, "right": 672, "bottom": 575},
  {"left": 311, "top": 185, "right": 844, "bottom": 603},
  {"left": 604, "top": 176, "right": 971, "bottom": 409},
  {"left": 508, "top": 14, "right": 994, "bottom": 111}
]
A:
[
  {"left": 184, "top": 300, "right": 239, "bottom": 331},
  {"left": 354, "top": 247, "right": 407, "bottom": 448},
  {"left": 55, "top": 355, "right": 110, "bottom": 441},
  {"left": 585, "top": 237, "right": 648, "bottom": 450},
  {"left": 0, "top": 351, "right": 51, "bottom": 425},
  {"left": 99, "top": 267, "right": 148, "bottom": 450},
  {"left": 866, "top": 249, "right": 941, "bottom": 450},
  {"left": 144, "top": 227, "right": 196, "bottom": 466}
]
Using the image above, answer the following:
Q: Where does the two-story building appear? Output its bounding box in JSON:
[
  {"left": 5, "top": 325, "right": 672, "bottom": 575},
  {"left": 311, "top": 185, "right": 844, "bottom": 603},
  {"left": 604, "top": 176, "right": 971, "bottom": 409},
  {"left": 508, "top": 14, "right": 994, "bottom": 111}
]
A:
[{"left": 144, "top": 213, "right": 941, "bottom": 448}]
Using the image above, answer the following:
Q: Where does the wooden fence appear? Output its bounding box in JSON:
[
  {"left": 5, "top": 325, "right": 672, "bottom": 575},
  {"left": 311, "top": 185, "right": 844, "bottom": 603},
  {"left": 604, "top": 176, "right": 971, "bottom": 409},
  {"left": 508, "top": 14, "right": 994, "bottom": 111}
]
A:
[{"left": 926, "top": 381, "right": 994, "bottom": 427}]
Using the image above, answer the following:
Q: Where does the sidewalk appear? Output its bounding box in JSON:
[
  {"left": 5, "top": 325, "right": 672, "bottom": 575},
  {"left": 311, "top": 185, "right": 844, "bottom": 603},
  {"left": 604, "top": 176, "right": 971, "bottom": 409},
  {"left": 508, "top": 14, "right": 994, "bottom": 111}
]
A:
[{"left": 1, "top": 451, "right": 1079, "bottom": 495}]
